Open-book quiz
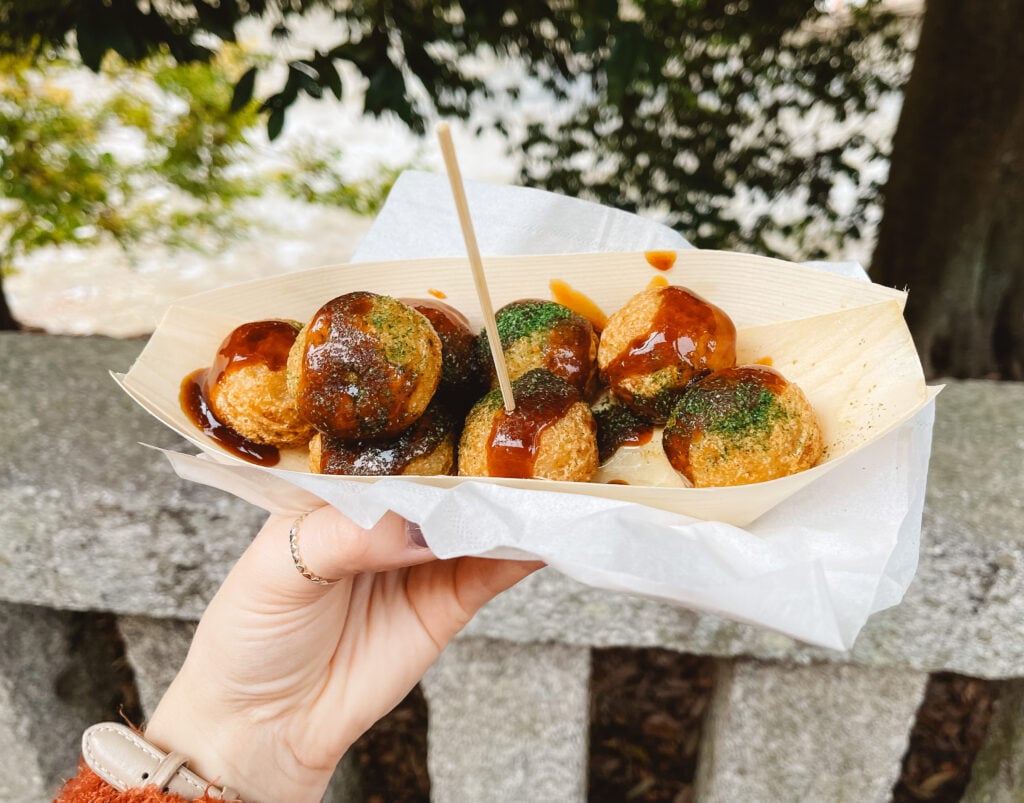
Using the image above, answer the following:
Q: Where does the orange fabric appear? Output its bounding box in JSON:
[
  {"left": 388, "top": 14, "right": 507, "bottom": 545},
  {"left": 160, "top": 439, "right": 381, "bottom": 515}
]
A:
[{"left": 54, "top": 758, "right": 224, "bottom": 802}]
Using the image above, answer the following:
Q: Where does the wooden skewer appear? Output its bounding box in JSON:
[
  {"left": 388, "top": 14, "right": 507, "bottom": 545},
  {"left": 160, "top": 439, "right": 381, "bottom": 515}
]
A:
[{"left": 436, "top": 122, "right": 516, "bottom": 412}]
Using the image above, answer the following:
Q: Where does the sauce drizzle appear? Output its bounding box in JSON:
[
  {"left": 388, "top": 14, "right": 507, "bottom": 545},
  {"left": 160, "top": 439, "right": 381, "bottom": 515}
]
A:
[
  {"left": 207, "top": 319, "right": 298, "bottom": 388},
  {"left": 486, "top": 370, "right": 580, "bottom": 478},
  {"left": 299, "top": 292, "right": 433, "bottom": 439},
  {"left": 603, "top": 286, "right": 737, "bottom": 420},
  {"left": 593, "top": 402, "right": 655, "bottom": 463}
]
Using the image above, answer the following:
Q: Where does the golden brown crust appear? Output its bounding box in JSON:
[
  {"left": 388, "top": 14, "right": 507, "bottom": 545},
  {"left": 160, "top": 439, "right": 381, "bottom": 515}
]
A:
[
  {"left": 186, "top": 291, "right": 826, "bottom": 490},
  {"left": 500, "top": 326, "right": 600, "bottom": 396},
  {"left": 207, "top": 362, "right": 313, "bottom": 448}
]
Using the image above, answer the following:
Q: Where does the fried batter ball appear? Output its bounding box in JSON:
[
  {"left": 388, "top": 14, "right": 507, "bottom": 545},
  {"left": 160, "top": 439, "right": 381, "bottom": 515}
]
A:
[
  {"left": 458, "top": 368, "right": 598, "bottom": 481},
  {"left": 479, "top": 300, "right": 598, "bottom": 395},
  {"left": 662, "top": 365, "right": 823, "bottom": 487},
  {"left": 288, "top": 292, "right": 442, "bottom": 441},
  {"left": 203, "top": 319, "right": 314, "bottom": 448},
  {"left": 310, "top": 399, "right": 457, "bottom": 476},
  {"left": 403, "top": 297, "right": 484, "bottom": 409},
  {"left": 591, "top": 395, "right": 655, "bottom": 464},
  {"left": 598, "top": 285, "right": 737, "bottom": 423}
]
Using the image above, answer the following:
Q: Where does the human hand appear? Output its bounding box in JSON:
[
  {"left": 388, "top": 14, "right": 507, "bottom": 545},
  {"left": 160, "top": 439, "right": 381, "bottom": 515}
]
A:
[{"left": 143, "top": 507, "right": 542, "bottom": 802}]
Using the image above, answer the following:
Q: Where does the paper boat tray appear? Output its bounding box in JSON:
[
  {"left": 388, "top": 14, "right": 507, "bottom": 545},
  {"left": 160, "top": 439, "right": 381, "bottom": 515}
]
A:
[{"left": 116, "top": 249, "right": 929, "bottom": 528}]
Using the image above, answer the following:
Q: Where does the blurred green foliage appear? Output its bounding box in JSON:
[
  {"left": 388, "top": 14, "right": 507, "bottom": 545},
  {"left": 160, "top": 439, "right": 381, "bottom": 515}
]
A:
[
  {"left": 0, "top": 49, "right": 260, "bottom": 270},
  {"left": 1, "top": 0, "right": 914, "bottom": 261},
  {"left": 520, "top": 2, "right": 915, "bottom": 258},
  {"left": 0, "top": 48, "right": 406, "bottom": 277}
]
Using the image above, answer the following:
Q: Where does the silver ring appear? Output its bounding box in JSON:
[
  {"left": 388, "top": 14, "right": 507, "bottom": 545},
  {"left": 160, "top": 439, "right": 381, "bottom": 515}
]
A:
[{"left": 289, "top": 512, "right": 339, "bottom": 585}]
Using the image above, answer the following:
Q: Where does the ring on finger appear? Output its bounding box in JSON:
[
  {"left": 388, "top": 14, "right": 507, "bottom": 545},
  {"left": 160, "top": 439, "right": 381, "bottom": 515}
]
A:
[{"left": 289, "top": 511, "right": 340, "bottom": 586}]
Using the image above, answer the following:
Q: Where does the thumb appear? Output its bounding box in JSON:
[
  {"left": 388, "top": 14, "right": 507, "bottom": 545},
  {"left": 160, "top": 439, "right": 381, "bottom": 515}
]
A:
[{"left": 247, "top": 507, "right": 437, "bottom": 601}]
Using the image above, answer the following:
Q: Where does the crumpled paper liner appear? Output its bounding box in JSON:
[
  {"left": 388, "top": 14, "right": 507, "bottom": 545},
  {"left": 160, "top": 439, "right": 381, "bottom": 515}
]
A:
[{"left": 114, "top": 171, "right": 939, "bottom": 649}]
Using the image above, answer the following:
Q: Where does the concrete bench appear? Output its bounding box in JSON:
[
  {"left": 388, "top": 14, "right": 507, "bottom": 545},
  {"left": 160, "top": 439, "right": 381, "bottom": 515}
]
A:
[{"left": 2, "top": 332, "right": 1023, "bottom": 801}]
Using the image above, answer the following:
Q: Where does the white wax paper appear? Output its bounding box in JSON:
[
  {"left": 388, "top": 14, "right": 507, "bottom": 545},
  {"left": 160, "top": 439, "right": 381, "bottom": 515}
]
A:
[{"left": 155, "top": 171, "right": 936, "bottom": 650}]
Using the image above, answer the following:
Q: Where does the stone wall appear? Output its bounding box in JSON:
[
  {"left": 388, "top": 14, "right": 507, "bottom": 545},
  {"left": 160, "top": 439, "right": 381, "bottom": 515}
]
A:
[{"left": 2, "top": 332, "right": 1023, "bottom": 801}]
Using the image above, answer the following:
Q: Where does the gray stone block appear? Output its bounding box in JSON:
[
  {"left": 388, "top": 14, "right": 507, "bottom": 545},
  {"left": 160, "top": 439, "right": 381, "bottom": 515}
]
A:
[
  {"left": 117, "top": 615, "right": 197, "bottom": 718},
  {"left": 0, "top": 601, "right": 123, "bottom": 802},
  {"left": 963, "top": 679, "right": 1024, "bottom": 803},
  {"left": 695, "top": 659, "right": 928, "bottom": 803},
  {"left": 117, "top": 614, "right": 361, "bottom": 802},
  {"left": 421, "top": 638, "right": 591, "bottom": 803},
  {"left": 0, "top": 333, "right": 265, "bottom": 619}
]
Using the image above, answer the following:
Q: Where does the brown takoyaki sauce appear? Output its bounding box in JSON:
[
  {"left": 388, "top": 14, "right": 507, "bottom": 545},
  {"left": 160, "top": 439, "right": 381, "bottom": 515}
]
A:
[
  {"left": 548, "top": 279, "right": 608, "bottom": 332},
  {"left": 487, "top": 370, "right": 581, "bottom": 479},
  {"left": 404, "top": 298, "right": 479, "bottom": 389},
  {"left": 645, "top": 251, "right": 677, "bottom": 271},
  {"left": 319, "top": 402, "right": 454, "bottom": 475},
  {"left": 602, "top": 286, "right": 737, "bottom": 409},
  {"left": 180, "top": 368, "right": 280, "bottom": 466},
  {"left": 662, "top": 366, "right": 789, "bottom": 481},
  {"left": 544, "top": 319, "right": 596, "bottom": 392},
  {"left": 298, "top": 292, "right": 424, "bottom": 439},
  {"left": 179, "top": 320, "right": 299, "bottom": 466},
  {"left": 593, "top": 402, "right": 655, "bottom": 463},
  {"left": 207, "top": 319, "right": 299, "bottom": 387}
]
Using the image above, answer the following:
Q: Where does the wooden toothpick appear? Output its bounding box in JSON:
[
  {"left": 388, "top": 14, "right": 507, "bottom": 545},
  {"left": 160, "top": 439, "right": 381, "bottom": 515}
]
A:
[{"left": 436, "top": 122, "right": 516, "bottom": 412}]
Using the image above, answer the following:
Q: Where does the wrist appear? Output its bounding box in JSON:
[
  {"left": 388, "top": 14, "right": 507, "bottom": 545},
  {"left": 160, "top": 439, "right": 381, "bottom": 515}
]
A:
[{"left": 144, "top": 675, "right": 334, "bottom": 803}]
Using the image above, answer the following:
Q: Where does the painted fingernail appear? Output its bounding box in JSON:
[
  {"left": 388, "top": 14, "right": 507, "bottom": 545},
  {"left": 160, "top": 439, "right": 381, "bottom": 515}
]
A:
[{"left": 406, "top": 521, "right": 428, "bottom": 549}]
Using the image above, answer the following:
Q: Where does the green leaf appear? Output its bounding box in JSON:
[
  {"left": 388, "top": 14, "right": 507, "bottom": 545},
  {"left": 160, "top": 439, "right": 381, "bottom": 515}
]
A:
[
  {"left": 315, "top": 54, "right": 343, "bottom": 100},
  {"left": 267, "top": 107, "right": 286, "bottom": 140},
  {"left": 364, "top": 62, "right": 407, "bottom": 117},
  {"left": 230, "top": 67, "right": 257, "bottom": 112},
  {"left": 606, "top": 22, "right": 644, "bottom": 107},
  {"left": 75, "top": 15, "right": 108, "bottom": 72}
]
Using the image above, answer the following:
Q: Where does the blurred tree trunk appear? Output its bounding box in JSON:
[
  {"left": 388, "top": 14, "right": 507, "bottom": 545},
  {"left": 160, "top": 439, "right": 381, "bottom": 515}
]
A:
[
  {"left": 871, "top": 0, "right": 1024, "bottom": 379},
  {"left": 0, "top": 270, "right": 19, "bottom": 330}
]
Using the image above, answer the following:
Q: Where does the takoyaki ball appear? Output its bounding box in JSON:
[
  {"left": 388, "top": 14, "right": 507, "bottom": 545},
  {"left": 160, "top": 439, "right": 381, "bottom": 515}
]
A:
[
  {"left": 591, "top": 395, "right": 655, "bottom": 464},
  {"left": 204, "top": 319, "right": 314, "bottom": 448},
  {"left": 479, "top": 300, "right": 599, "bottom": 395},
  {"left": 288, "top": 292, "right": 442, "bottom": 441},
  {"left": 662, "top": 365, "right": 824, "bottom": 488},
  {"left": 598, "top": 285, "right": 737, "bottom": 423},
  {"left": 402, "top": 297, "right": 484, "bottom": 408},
  {"left": 458, "top": 368, "right": 598, "bottom": 482},
  {"left": 310, "top": 399, "right": 457, "bottom": 476}
]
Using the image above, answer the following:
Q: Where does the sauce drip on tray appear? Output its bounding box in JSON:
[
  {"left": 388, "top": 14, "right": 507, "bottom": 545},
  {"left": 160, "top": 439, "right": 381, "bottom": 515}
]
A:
[
  {"left": 180, "top": 368, "right": 280, "bottom": 466},
  {"left": 645, "top": 251, "right": 677, "bottom": 271}
]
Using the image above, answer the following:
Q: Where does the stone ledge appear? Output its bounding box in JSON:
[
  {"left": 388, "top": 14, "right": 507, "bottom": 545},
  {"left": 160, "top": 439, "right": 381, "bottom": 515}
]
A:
[{"left": 2, "top": 334, "right": 1023, "bottom": 677}]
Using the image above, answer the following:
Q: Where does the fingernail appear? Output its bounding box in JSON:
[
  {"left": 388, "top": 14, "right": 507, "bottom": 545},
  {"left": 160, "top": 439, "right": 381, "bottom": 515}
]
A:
[{"left": 406, "top": 521, "right": 428, "bottom": 549}]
